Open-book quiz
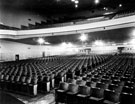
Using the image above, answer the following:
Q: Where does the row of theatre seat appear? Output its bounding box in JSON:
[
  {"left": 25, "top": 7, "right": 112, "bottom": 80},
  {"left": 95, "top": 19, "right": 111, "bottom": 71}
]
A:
[
  {"left": 55, "top": 53, "right": 135, "bottom": 104},
  {"left": 56, "top": 80, "right": 134, "bottom": 104},
  {"left": 0, "top": 55, "right": 110, "bottom": 96}
]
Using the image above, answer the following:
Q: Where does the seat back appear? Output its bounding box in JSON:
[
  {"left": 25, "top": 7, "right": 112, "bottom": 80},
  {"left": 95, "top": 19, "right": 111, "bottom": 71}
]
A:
[
  {"left": 120, "top": 93, "right": 134, "bottom": 104},
  {"left": 101, "top": 78, "right": 111, "bottom": 84},
  {"left": 112, "top": 79, "right": 124, "bottom": 86},
  {"left": 104, "top": 89, "right": 120, "bottom": 103},
  {"left": 125, "top": 81, "right": 134, "bottom": 87},
  {"left": 78, "top": 86, "right": 91, "bottom": 95},
  {"left": 108, "top": 84, "right": 123, "bottom": 93},
  {"left": 91, "top": 77, "right": 100, "bottom": 82},
  {"left": 67, "top": 78, "right": 76, "bottom": 84},
  {"left": 68, "top": 83, "right": 79, "bottom": 93},
  {"left": 0, "top": 74, "right": 4, "bottom": 80},
  {"left": 43, "top": 76, "right": 50, "bottom": 82},
  {"left": 96, "top": 82, "right": 109, "bottom": 89},
  {"left": 58, "top": 82, "right": 69, "bottom": 91},
  {"left": 76, "top": 80, "right": 86, "bottom": 86},
  {"left": 122, "top": 86, "right": 134, "bottom": 94},
  {"left": 26, "top": 77, "right": 31, "bottom": 84},
  {"left": 86, "top": 81, "right": 97, "bottom": 88},
  {"left": 91, "top": 87, "right": 104, "bottom": 98}
]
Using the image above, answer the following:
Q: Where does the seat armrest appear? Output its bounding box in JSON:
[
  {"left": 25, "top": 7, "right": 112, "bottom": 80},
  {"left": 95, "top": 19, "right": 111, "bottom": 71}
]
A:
[
  {"left": 57, "top": 89, "right": 66, "bottom": 92},
  {"left": 77, "top": 94, "right": 88, "bottom": 97},
  {"left": 67, "top": 91, "right": 78, "bottom": 95},
  {"left": 103, "top": 100, "right": 120, "bottom": 104},
  {"left": 90, "top": 97, "right": 104, "bottom": 101}
]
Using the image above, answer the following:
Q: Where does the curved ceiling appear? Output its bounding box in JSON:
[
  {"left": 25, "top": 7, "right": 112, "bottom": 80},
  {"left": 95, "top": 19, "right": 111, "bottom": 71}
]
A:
[
  {"left": 1, "top": 0, "right": 135, "bottom": 16},
  {"left": 1, "top": 0, "right": 135, "bottom": 46}
]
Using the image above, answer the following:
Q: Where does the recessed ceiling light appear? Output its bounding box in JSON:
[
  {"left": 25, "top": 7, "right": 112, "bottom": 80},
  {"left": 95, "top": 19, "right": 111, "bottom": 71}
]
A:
[
  {"left": 75, "top": 4, "right": 78, "bottom": 8},
  {"left": 75, "top": 0, "right": 79, "bottom": 4},
  {"left": 79, "top": 33, "right": 87, "bottom": 42},
  {"left": 95, "top": 0, "right": 100, "bottom": 4},
  {"left": 71, "top": 0, "right": 75, "bottom": 2},
  {"left": 37, "top": 38, "right": 44, "bottom": 45},
  {"left": 103, "top": 7, "right": 108, "bottom": 11},
  {"left": 105, "top": 8, "right": 108, "bottom": 11},
  {"left": 119, "top": 4, "right": 122, "bottom": 7}
]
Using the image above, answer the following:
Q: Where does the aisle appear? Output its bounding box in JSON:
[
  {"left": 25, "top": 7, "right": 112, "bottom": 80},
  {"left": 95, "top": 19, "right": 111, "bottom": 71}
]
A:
[
  {"left": 0, "top": 91, "right": 24, "bottom": 104},
  {"left": 0, "top": 90, "right": 55, "bottom": 104}
]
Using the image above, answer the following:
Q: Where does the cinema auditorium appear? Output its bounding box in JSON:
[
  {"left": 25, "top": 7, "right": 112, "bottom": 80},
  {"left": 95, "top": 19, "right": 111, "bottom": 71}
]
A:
[{"left": 0, "top": 0, "right": 135, "bottom": 104}]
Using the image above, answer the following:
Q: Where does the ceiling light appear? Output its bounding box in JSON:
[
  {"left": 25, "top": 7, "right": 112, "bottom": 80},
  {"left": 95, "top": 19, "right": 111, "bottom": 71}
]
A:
[
  {"left": 61, "top": 42, "right": 67, "bottom": 46},
  {"left": 105, "top": 8, "right": 108, "bottom": 10},
  {"left": 79, "top": 33, "right": 87, "bottom": 42},
  {"left": 44, "top": 41, "right": 50, "bottom": 45},
  {"left": 112, "top": 43, "right": 116, "bottom": 46},
  {"left": 95, "top": 0, "right": 99, "bottom": 4},
  {"left": 119, "top": 4, "right": 122, "bottom": 7},
  {"left": 75, "top": 4, "right": 78, "bottom": 8},
  {"left": 75, "top": 0, "right": 79, "bottom": 4},
  {"left": 123, "top": 42, "right": 128, "bottom": 45},
  {"left": 132, "top": 29, "right": 135, "bottom": 37},
  {"left": 103, "top": 7, "right": 108, "bottom": 10},
  {"left": 37, "top": 38, "right": 45, "bottom": 45},
  {"left": 71, "top": 0, "right": 75, "bottom": 2},
  {"left": 129, "top": 39, "right": 135, "bottom": 45},
  {"left": 67, "top": 43, "right": 73, "bottom": 47},
  {"left": 94, "top": 40, "right": 105, "bottom": 46}
]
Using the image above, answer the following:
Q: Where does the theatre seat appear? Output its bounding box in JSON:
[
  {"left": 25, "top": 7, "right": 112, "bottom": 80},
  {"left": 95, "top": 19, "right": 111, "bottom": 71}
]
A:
[
  {"left": 76, "top": 79, "right": 86, "bottom": 86},
  {"left": 120, "top": 92, "right": 134, "bottom": 104},
  {"left": 66, "top": 83, "right": 79, "bottom": 104},
  {"left": 108, "top": 84, "right": 123, "bottom": 93},
  {"left": 101, "top": 78, "right": 112, "bottom": 84},
  {"left": 0, "top": 74, "right": 5, "bottom": 90},
  {"left": 122, "top": 86, "right": 134, "bottom": 94},
  {"left": 76, "top": 86, "right": 91, "bottom": 104},
  {"left": 28, "top": 77, "right": 38, "bottom": 96},
  {"left": 103, "top": 89, "right": 120, "bottom": 104},
  {"left": 86, "top": 81, "right": 97, "bottom": 88},
  {"left": 55, "top": 82, "right": 69, "bottom": 104},
  {"left": 88, "top": 87, "right": 104, "bottom": 104},
  {"left": 96, "top": 82, "right": 109, "bottom": 90},
  {"left": 67, "top": 78, "right": 76, "bottom": 84},
  {"left": 41, "top": 76, "right": 50, "bottom": 93}
]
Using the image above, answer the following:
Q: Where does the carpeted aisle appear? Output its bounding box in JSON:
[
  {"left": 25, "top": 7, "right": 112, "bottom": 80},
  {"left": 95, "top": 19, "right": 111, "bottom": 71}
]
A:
[
  {"left": 0, "top": 91, "right": 24, "bottom": 104},
  {"left": 0, "top": 91, "right": 55, "bottom": 104}
]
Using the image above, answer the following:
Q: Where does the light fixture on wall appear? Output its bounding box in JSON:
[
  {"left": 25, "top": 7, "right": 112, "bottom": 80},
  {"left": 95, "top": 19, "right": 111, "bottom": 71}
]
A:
[
  {"left": 79, "top": 33, "right": 87, "bottom": 42},
  {"left": 37, "top": 38, "right": 45, "bottom": 45},
  {"left": 37, "top": 37, "right": 50, "bottom": 45},
  {"left": 93, "top": 40, "right": 105, "bottom": 46}
]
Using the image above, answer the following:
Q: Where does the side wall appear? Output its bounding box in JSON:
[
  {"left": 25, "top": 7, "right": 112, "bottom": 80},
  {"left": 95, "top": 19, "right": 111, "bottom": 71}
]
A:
[
  {"left": 1, "top": 40, "right": 135, "bottom": 61},
  {"left": 0, "top": 40, "right": 79, "bottom": 61}
]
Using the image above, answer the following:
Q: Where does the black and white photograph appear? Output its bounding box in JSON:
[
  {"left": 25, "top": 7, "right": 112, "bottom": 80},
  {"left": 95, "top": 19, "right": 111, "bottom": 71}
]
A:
[{"left": 0, "top": 0, "right": 135, "bottom": 104}]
